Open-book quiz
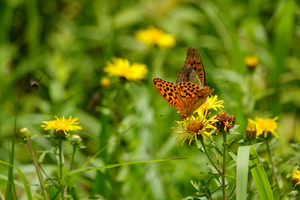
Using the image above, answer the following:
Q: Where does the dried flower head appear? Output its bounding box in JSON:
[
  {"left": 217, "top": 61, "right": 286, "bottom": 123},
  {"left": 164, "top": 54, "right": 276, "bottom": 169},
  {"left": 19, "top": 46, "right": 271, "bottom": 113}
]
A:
[{"left": 214, "top": 112, "right": 235, "bottom": 135}]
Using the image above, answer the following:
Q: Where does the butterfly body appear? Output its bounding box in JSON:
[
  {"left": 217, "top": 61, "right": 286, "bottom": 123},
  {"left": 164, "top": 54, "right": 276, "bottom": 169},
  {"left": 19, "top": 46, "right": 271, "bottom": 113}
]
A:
[{"left": 153, "top": 47, "right": 213, "bottom": 118}]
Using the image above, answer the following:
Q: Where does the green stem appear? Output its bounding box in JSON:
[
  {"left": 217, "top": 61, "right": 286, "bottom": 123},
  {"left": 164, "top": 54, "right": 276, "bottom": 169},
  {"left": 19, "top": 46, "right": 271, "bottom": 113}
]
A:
[
  {"left": 226, "top": 184, "right": 236, "bottom": 200},
  {"left": 27, "top": 137, "right": 50, "bottom": 200},
  {"left": 64, "top": 145, "right": 77, "bottom": 196},
  {"left": 266, "top": 139, "right": 282, "bottom": 199},
  {"left": 58, "top": 139, "right": 64, "bottom": 197},
  {"left": 222, "top": 130, "right": 227, "bottom": 200},
  {"left": 199, "top": 137, "right": 221, "bottom": 174}
]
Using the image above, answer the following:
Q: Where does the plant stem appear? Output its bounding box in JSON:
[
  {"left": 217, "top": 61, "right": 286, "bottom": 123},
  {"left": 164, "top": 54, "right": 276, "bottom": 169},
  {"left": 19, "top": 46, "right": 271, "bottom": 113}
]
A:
[
  {"left": 266, "top": 139, "right": 282, "bottom": 199},
  {"left": 64, "top": 145, "right": 77, "bottom": 196},
  {"left": 199, "top": 137, "right": 221, "bottom": 174},
  {"left": 222, "top": 130, "right": 227, "bottom": 200},
  {"left": 58, "top": 139, "right": 64, "bottom": 197},
  {"left": 27, "top": 137, "right": 50, "bottom": 200}
]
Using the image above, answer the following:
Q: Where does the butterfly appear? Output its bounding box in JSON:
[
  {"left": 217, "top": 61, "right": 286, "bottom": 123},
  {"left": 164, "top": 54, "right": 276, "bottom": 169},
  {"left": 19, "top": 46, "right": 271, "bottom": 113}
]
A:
[{"left": 153, "top": 47, "right": 214, "bottom": 118}]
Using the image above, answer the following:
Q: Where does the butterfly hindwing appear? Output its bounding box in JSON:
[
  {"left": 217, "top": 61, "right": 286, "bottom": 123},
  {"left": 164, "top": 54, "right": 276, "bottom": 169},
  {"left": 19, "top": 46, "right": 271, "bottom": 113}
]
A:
[
  {"left": 153, "top": 78, "right": 184, "bottom": 113},
  {"left": 176, "top": 65, "right": 202, "bottom": 86}
]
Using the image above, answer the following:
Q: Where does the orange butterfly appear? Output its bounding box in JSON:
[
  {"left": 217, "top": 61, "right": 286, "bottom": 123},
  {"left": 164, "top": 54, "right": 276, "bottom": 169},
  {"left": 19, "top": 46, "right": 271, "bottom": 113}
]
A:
[{"left": 153, "top": 47, "right": 214, "bottom": 118}]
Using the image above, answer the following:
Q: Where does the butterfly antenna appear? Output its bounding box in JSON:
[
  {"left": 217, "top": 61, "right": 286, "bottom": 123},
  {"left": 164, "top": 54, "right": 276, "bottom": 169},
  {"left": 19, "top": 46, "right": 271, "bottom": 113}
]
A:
[{"left": 210, "top": 81, "right": 229, "bottom": 87}]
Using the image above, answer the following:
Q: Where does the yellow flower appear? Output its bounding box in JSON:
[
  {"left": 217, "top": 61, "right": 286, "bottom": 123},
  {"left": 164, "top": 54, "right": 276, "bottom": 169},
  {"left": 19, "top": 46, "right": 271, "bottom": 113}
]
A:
[
  {"left": 41, "top": 116, "right": 82, "bottom": 135},
  {"left": 104, "top": 57, "right": 148, "bottom": 81},
  {"left": 172, "top": 110, "right": 217, "bottom": 146},
  {"left": 135, "top": 27, "right": 175, "bottom": 48},
  {"left": 197, "top": 95, "right": 224, "bottom": 112},
  {"left": 292, "top": 168, "right": 300, "bottom": 188},
  {"left": 244, "top": 55, "right": 258, "bottom": 68},
  {"left": 247, "top": 117, "right": 278, "bottom": 138}
]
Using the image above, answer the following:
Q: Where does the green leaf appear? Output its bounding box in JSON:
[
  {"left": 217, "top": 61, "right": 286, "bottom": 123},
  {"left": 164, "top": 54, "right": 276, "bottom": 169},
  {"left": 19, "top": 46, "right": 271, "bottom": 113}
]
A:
[{"left": 236, "top": 146, "right": 251, "bottom": 200}]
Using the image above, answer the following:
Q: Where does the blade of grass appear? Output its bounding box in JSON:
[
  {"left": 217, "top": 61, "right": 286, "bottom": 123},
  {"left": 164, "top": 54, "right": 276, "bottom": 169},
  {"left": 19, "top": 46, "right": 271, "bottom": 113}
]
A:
[
  {"left": 65, "top": 158, "right": 185, "bottom": 179},
  {"left": 0, "top": 160, "right": 33, "bottom": 200},
  {"left": 5, "top": 84, "right": 23, "bottom": 199}
]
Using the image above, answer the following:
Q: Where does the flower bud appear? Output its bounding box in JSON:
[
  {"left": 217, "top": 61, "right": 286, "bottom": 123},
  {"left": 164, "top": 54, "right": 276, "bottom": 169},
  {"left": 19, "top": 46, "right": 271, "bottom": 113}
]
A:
[{"left": 245, "top": 122, "right": 257, "bottom": 140}]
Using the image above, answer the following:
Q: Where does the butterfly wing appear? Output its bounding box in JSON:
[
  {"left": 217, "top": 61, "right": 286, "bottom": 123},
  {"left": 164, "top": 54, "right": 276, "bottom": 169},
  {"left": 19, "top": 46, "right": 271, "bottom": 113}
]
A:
[
  {"left": 153, "top": 78, "right": 185, "bottom": 113},
  {"left": 176, "top": 65, "right": 202, "bottom": 86},
  {"left": 184, "top": 47, "right": 206, "bottom": 87}
]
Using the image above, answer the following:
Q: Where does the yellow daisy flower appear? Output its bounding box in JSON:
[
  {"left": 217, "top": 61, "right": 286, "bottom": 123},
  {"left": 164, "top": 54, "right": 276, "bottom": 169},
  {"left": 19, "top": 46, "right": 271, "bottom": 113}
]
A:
[
  {"left": 244, "top": 55, "right": 258, "bottom": 69},
  {"left": 135, "top": 27, "right": 175, "bottom": 48},
  {"left": 41, "top": 116, "right": 82, "bottom": 135},
  {"left": 292, "top": 168, "right": 300, "bottom": 188},
  {"left": 197, "top": 95, "right": 224, "bottom": 112},
  {"left": 247, "top": 117, "right": 278, "bottom": 138},
  {"left": 172, "top": 110, "right": 217, "bottom": 146},
  {"left": 104, "top": 57, "right": 148, "bottom": 81}
]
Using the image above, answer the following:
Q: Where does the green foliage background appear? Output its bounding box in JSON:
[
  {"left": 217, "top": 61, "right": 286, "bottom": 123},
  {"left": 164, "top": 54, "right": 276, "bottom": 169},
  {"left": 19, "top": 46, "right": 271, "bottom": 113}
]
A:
[{"left": 0, "top": 0, "right": 300, "bottom": 199}]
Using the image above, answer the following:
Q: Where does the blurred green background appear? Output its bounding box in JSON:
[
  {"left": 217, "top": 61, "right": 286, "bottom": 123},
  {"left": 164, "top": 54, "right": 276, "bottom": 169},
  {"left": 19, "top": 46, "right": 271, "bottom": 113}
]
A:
[{"left": 1, "top": 0, "right": 300, "bottom": 199}]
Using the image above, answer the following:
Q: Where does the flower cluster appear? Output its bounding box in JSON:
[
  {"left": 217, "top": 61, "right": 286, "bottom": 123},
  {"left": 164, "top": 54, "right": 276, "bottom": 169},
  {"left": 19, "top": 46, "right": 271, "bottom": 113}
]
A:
[{"left": 104, "top": 57, "right": 148, "bottom": 81}]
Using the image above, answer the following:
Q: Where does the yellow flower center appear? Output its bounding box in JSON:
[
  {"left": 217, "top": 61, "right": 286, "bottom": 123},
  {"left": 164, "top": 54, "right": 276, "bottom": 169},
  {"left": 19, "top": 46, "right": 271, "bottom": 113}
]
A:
[{"left": 188, "top": 121, "right": 203, "bottom": 133}]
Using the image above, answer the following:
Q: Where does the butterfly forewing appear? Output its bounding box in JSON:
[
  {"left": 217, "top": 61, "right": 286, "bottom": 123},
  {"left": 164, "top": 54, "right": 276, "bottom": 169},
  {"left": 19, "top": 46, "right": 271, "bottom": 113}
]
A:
[
  {"left": 153, "top": 78, "right": 184, "bottom": 113},
  {"left": 184, "top": 47, "right": 206, "bottom": 87}
]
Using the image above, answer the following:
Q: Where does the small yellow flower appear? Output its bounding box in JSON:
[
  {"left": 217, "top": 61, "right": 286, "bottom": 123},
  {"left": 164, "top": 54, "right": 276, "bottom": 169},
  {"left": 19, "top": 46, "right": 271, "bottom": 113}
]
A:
[
  {"left": 135, "top": 27, "right": 175, "bottom": 48},
  {"left": 292, "top": 168, "right": 300, "bottom": 188},
  {"left": 172, "top": 110, "right": 217, "bottom": 146},
  {"left": 41, "top": 116, "right": 82, "bottom": 135},
  {"left": 248, "top": 117, "right": 278, "bottom": 138},
  {"left": 245, "top": 55, "right": 258, "bottom": 69},
  {"left": 197, "top": 95, "right": 224, "bottom": 112},
  {"left": 104, "top": 57, "right": 148, "bottom": 81}
]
